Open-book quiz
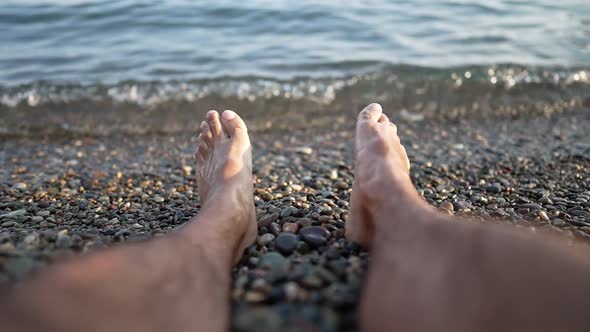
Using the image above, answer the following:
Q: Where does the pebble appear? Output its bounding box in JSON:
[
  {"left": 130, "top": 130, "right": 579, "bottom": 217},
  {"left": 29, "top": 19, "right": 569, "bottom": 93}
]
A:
[
  {"left": 13, "top": 183, "right": 27, "bottom": 190},
  {"left": 270, "top": 222, "right": 281, "bottom": 236},
  {"left": 485, "top": 184, "right": 502, "bottom": 193},
  {"left": 552, "top": 219, "right": 566, "bottom": 227},
  {"left": 259, "top": 213, "right": 279, "bottom": 228},
  {"left": 439, "top": 201, "right": 454, "bottom": 212},
  {"left": 299, "top": 226, "right": 329, "bottom": 247},
  {"left": 538, "top": 211, "right": 550, "bottom": 222},
  {"left": 295, "top": 147, "right": 313, "bottom": 155},
  {"left": 244, "top": 291, "right": 266, "bottom": 303},
  {"left": 56, "top": 230, "right": 72, "bottom": 248},
  {"left": 257, "top": 233, "right": 275, "bottom": 247},
  {"left": 520, "top": 203, "right": 542, "bottom": 210},
  {"left": 1, "top": 209, "right": 27, "bottom": 219},
  {"left": 31, "top": 216, "right": 43, "bottom": 223},
  {"left": 258, "top": 252, "right": 289, "bottom": 281},
  {"left": 275, "top": 233, "right": 298, "bottom": 255},
  {"left": 37, "top": 210, "right": 51, "bottom": 217},
  {"left": 234, "top": 307, "right": 281, "bottom": 332},
  {"left": 280, "top": 206, "right": 295, "bottom": 218},
  {"left": 282, "top": 222, "right": 298, "bottom": 233}
]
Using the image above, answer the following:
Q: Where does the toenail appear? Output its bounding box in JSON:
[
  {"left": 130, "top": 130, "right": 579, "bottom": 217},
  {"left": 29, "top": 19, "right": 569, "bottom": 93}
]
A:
[
  {"left": 366, "top": 103, "right": 381, "bottom": 110},
  {"left": 206, "top": 110, "right": 216, "bottom": 118},
  {"left": 222, "top": 110, "right": 236, "bottom": 120}
]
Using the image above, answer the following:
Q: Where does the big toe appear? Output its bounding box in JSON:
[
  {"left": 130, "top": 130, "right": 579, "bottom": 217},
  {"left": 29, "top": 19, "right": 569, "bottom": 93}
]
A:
[
  {"left": 221, "top": 110, "right": 248, "bottom": 138},
  {"left": 356, "top": 103, "right": 383, "bottom": 142},
  {"left": 358, "top": 103, "right": 383, "bottom": 123}
]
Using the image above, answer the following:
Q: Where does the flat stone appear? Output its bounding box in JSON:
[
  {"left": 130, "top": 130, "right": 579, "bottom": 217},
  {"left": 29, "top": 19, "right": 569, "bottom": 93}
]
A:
[
  {"left": 519, "top": 203, "right": 542, "bottom": 210},
  {"left": 13, "top": 182, "right": 27, "bottom": 190},
  {"left": 1, "top": 209, "right": 27, "bottom": 219},
  {"left": 571, "top": 210, "right": 589, "bottom": 217},
  {"left": 37, "top": 210, "right": 51, "bottom": 217},
  {"left": 551, "top": 219, "right": 566, "bottom": 227},
  {"left": 300, "top": 226, "right": 329, "bottom": 247},
  {"left": 31, "top": 216, "right": 44, "bottom": 223}
]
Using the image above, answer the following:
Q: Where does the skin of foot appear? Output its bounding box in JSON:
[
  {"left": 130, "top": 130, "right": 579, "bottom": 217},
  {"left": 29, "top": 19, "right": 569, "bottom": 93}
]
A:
[
  {"left": 193, "top": 110, "right": 258, "bottom": 263},
  {"left": 347, "top": 103, "right": 426, "bottom": 247}
]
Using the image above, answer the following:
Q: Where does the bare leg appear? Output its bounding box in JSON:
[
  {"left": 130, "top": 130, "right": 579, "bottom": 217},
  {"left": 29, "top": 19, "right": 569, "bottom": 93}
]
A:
[
  {"left": 348, "top": 103, "right": 590, "bottom": 332},
  {"left": 0, "top": 110, "right": 257, "bottom": 332}
]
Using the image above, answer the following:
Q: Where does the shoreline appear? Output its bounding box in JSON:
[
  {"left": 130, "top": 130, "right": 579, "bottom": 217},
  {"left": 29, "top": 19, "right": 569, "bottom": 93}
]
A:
[{"left": 1, "top": 109, "right": 589, "bottom": 331}]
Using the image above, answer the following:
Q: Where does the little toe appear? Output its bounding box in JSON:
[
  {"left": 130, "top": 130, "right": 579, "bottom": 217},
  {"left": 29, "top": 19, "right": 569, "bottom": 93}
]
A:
[
  {"left": 206, "top": 110, "right": 223, "bottom": 138},
  {"left": 221, "top": 110, "right": 247, "bottom": 138}
]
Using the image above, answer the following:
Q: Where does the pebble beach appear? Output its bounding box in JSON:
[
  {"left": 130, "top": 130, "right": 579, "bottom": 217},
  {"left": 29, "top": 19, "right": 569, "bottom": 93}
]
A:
[{"left": 1, "top": 100, "right": 589, "bottom": 331}]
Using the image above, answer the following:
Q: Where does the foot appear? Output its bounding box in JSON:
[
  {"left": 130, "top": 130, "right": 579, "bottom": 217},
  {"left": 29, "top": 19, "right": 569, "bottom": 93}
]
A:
[
  {"left": 192, "top": 110, "right": 257, "bottom": 263},
  {"left": 346, "top": 103, "right": 424, "bottom": 248}
]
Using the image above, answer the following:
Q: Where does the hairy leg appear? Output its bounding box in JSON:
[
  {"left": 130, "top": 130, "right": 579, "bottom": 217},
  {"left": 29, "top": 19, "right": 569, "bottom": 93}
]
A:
[
  {"left": 0, "top": 110, "right": 257, "bottom": 332},
  {"left": 348, "top": 103, "right": 590, "bottom": 332}
]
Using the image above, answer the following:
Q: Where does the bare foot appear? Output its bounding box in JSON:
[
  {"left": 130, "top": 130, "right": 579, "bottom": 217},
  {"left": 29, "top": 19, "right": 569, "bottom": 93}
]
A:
[
  {"left": 347, "top": 103, "right": 424, "bottom": 248},
  {"left": 193, "top": 110, "right": 257, "bottom": 263}
]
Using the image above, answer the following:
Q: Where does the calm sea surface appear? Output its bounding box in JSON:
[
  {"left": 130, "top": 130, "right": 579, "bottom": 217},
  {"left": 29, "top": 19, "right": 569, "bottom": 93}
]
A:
[{"left": 1, "top": 0, "right": 590, "bottom": 110}]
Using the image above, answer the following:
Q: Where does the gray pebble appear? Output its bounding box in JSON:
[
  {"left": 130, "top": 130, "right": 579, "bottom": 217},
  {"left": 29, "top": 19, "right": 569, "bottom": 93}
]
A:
[
  {"left": 257, "top": 233, "right": 275, "bottom": 247},
  {"left": 275, "top": 233, "right": 298, "bottom": 255}
]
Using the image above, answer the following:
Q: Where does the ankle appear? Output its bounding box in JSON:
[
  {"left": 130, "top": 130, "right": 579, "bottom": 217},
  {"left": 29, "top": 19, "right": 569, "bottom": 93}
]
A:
[{"left": 371, "top": 188, "right": 435, "bottom": 239}]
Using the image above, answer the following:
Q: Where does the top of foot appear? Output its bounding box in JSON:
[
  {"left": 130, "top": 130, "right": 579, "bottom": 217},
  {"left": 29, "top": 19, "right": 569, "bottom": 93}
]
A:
[
  {"left": 346, "top": 103, "right": 422, "bottom": 247},
  {"left": 193, "top": 110, "right": 257, "bottom": 263}
]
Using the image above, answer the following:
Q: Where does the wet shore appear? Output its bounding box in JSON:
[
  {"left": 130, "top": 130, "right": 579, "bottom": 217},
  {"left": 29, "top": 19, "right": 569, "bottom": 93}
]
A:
[{"left": 1, "top": 106, "right": 589, "bottom": 331}]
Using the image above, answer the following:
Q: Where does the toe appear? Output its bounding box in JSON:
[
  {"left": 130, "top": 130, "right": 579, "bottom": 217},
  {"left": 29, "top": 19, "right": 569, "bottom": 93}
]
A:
[
  {"left": 389, "top": 121, "right": 398, "bottom": 135},
  {"left": 200, "top": 121, "right": 213, "bottom": 146},
  {"left": 358, "top": 103, "right": 383, "bottom": 123},
  {"left": 196, "top": 140, "right": 208, "bottom": 160},
  {"left": 221, "top": 110, "right": 247, "bottom": 138},
  {"left": 378, "top": 113, "right": 390, "bottom": 123},
  {"left": 194, "top": 150, "right": 205, "bottom": 165},
  {"left": 206, "top": 110, "right": 223, "bottom": 138}
]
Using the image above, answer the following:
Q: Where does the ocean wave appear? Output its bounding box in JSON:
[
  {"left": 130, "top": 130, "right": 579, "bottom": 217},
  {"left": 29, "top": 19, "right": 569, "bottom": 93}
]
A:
[{"left": 1, "top": 65, "right": 589, "bottom": 109}]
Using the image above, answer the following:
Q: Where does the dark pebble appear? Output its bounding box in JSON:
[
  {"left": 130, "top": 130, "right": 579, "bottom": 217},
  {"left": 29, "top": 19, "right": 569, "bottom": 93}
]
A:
[
  {"left": 275, "top": 233, "right": 298, "bottom": 255},
  {"left": 300, "top": 226, "right": 329, "bottom": 247},
  {"left": 259, "top": 213, "right": 279, "bottom": 228}
]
